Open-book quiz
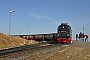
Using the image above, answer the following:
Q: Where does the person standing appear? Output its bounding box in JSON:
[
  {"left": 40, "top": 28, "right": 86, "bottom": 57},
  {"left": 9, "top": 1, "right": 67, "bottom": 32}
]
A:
[
  {"left": 76, "top": 34, "right": 78, "bottom": 41},
  {"left": 82, "top": 33, "right": 85, "bottom": 41},
  {"left": 79, "top": 32, "right": 82, "bottom": 40},
  {"left": 85, "top": 35, "right": 88, "bottom": 42}
]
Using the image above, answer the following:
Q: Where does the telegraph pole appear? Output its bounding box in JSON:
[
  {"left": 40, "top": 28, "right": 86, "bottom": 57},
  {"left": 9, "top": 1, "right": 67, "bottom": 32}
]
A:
[
  {"left": 20, "top": 30, "right": 22, "bottom": 35},
  {"left": 82, "top": 25, "right": 85, "bottom": 34}
]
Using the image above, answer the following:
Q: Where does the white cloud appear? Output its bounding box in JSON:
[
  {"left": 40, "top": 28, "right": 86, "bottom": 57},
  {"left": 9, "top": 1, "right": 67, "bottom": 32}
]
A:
[
  {"left": 30, "top": 13, "right": 43, "bottom": 19},
  {"left": 29, "top": 13, "right": 60, "bottom": 23}
]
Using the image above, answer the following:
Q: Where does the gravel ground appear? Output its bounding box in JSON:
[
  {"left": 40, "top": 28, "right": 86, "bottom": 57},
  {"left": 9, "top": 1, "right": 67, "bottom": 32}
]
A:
[
  {"left": 44, "top": 40, "right": 90, "bottom": 60},
  {"left": 23, "top": 44, "right": 70, "bottom": 60},
  {"left": 2, "top": 44, "right": 70, "bottom": 60},
  {"left": 22, "top": 44, "right": 69, "bottom": 60}
]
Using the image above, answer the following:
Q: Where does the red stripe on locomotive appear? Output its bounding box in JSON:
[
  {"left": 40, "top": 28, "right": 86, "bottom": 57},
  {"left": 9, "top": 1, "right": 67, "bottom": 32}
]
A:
[{"left": 57, "top": 37, "right": 71, "bottom": 43}]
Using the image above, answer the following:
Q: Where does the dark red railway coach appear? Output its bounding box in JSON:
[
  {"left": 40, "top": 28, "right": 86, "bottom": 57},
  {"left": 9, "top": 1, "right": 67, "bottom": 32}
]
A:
[{"left": 57, "top": 23, "right": 72, "bottom": 43}]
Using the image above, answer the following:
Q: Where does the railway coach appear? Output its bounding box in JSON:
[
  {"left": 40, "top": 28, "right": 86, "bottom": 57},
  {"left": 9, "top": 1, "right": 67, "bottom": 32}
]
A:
[
  {"left": 34, "top": 33, "right": 57, "bottom": 41},
  {"left": 19, "top": 33, "right": 57, "bottom": 41},
  {"left": 57, "top": 23, "right": 72, "bottom": 43}
]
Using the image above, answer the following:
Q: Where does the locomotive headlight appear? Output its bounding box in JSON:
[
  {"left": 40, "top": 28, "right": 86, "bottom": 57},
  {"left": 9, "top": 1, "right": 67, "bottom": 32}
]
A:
[
  {"left": 58, "top": 34, "right": 59, "bottom": 36},
  {"left": 67, "top": 34, "right": 69, "bottom": 36},
  {"left": 63, "top": 26, "right": 64, "bottom": 28}
]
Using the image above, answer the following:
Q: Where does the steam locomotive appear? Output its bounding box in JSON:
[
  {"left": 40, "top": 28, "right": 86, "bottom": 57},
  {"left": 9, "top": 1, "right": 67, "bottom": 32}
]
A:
[
  {"left": 14, "top": 23, "right": 72, "bottom": 43},
  {"left": 57, "top": 23, "right": 72, "bottom": 43}
]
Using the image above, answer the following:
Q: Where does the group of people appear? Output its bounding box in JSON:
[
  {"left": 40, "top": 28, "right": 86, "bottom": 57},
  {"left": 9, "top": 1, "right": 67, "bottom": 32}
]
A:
[{"left": 76, "top": 32, "right": 88, "bottom": 41}]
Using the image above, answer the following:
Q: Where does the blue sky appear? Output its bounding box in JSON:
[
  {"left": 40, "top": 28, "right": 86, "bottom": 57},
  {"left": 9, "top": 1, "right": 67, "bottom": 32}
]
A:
[{"left": 0, "top": 0, "right": 90, "bottom": 40}]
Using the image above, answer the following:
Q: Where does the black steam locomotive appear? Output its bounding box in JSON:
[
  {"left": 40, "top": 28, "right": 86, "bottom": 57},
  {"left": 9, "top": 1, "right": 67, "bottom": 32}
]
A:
[{"left": 57, "top": 23, "right": 72, "bottom": 43}]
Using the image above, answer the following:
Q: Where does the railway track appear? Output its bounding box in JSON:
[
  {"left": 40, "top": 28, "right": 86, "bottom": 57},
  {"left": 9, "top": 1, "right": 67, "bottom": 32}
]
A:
[
  {"left": 0, "top": 42, "right": 53, "bottom": 58},
  {"left": 0, "top": 41, "right": 72, "bottom": 60}
]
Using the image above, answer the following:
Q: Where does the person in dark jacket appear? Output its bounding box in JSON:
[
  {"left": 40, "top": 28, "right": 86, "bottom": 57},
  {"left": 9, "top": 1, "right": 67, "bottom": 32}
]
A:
[
  {"left": 85, "top": 35, "right": 88, "bottom": 42},
  {"left": 79, "top": 32, "right": 82, "bottom": 40},
  {"left": 76, "top": 34, "right": 78, "bottom": 41}
]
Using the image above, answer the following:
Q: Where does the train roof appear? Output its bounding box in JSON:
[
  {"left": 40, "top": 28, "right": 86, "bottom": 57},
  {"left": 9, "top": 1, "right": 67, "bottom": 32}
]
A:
[
  {"left": 11, "top": 33, "right": 57, "bottom": 36},
  {"left": 58, "top": 23, "right": 71, "bottom": 30},
  {"left": 61, "top": 23, "right": 67, "bottom": 25}
]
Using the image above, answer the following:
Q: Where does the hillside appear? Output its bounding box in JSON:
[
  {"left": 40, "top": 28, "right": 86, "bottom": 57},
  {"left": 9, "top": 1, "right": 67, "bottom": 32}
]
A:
[{"left": 0, "top": 33, "right": 26, "bottom": 49}]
